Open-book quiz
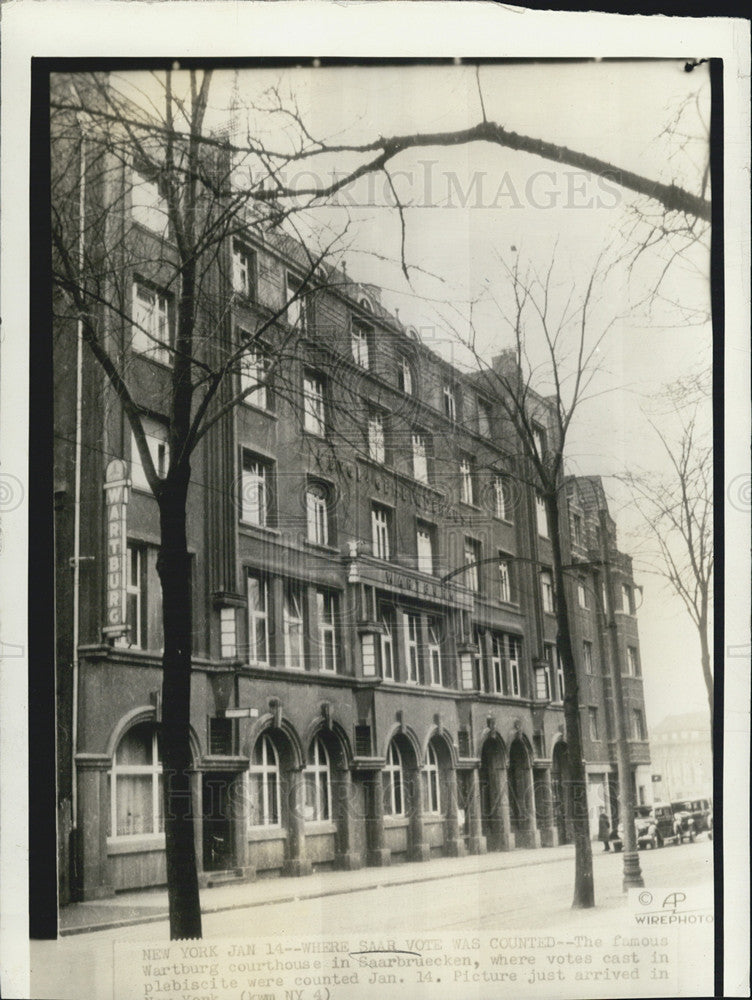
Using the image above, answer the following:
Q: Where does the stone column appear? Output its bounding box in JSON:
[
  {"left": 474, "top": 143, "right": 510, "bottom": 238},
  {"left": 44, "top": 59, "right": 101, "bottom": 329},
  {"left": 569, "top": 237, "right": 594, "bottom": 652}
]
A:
[
  {"left": 335, "top": 768, "right": 361, "bottom": 870},
  {"left": 408, "top": 768, "right": 430, "bottom": 862},
  {"left": 366, "top": 771, "right": 390, "bottom": 867},
  {"left": 231, "top": 771, "right": 254, "bottom": 878},
  {"left": 283, "top": 767, "right": 312, "bottom": 877},
  {"left": 443, "top": 767, "right": 466, "bottom": 857},
  {"left": 515, "top": 762, "right": 541, "bottom": 849},
  {"left": 500, "top": 771, "right": 514, "bottom": 850},
  {"left": 466, "top": 769, "right": 487, "bottom": 855},
  {"left": 533, "top": 767, "right": 557, "bottom": 847}
]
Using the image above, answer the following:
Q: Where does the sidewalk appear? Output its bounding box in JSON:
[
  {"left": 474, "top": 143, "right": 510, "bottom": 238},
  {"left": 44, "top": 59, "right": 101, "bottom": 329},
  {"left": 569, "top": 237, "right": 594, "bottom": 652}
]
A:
[{"left": 60, "top": 841, "right": 576, "bottom": 935}]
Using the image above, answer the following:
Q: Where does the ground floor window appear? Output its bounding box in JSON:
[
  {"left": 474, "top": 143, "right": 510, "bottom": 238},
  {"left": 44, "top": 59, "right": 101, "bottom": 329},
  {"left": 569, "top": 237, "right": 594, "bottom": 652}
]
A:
[
  {"left": 383, "top": 741, "right": 405, "bottom": 816},
  {"left": 249, "top": 733, "right": 281, "bottom": 826},
  {"left": 423, "top": 742, "right": 441, "bottom": 814},
  {"left": 109, "top": 722, "right": 163, "bottom": 838},
  {"left": 304, "top": 735, "right": 331, "bottom": 822}
]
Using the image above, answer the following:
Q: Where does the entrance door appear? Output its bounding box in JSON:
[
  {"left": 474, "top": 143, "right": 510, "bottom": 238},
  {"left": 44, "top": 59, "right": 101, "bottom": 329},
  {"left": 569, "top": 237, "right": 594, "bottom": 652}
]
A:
[{"left": 202, "top": 772, "right": 234, "bottom": 871}]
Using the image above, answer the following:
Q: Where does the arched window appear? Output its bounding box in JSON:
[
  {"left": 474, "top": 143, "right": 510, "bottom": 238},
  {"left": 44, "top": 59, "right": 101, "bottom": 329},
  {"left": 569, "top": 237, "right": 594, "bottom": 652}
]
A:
[
  {"left": 304, "top": 735, "right": 331, "bottom": 822},
  {"left": 109, "top": 721, "right": 163, "bottom": 838},
  {"left": 383, "top": 741, "right": 404, "bottom": 816},
  {"left": 249, "top": 733, "right": 281, "bottom": 827},
  {"left": 423, "top": 742, "right": 441, "bottom": 814}
]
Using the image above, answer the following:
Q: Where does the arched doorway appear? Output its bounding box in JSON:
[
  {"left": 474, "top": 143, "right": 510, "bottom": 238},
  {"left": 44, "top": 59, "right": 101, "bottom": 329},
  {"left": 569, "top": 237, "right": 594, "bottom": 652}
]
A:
[
  {"left": 382, "top": 732, "right": 425, "bottom": 862},
  {"left": 551, "top": 739, "right": 573, "bottom": 845},
  {"left": 479, "top": 734, "right": 509, "bottom": 851},
  {"left": 423, "top": 732, "right": 463, "bottom": 857},
  {"left": 303, "top": 725, "right": 358, "bottom": 870}
]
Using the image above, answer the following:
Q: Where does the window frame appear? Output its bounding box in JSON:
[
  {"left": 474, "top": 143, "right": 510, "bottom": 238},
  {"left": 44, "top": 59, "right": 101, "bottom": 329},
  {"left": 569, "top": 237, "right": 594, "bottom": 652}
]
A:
[
  {"left": 232, "top": 239, "right": 256, "bottom": 300},
  {"left": 132, "top": 280, "right": 173, "bottom": 366},
  {"left": 303, "top": 370, "right": 327, "bottom": 438},
  {"left": 371, "top": 503, "right": 392, "bottom": 560},
  {"left": 443, "top": 383, "right": 457, "bottom": 422},
  {"left": 383, "top": 741, "right": 405, "bottom": 816},
  {"left": 541, "top": 570, "right": 555, "bottom": 614},
  {"left": 304, "top": 735, "right": 332, "bottom": 822},
  {"left": 427, "top": 618, "right": 443, "bottom": 686},
  {"left": 498, "top": 554, "right": 512, "bottom": 603},
  {"left": 459, "top": 456, "right": 474, "bottom": 505},
  {"left": 247, "top": 571, "right": 270, "bottom": 666},
  {"left": 423, "top": 743, "right": 441, "bottom": 814},
  {"left": 316, "top": 589, "right": 338, "bottom": 673},
  {"left": 535, "top": 492, "right": 550, "bottom": 538},
  {"left": 416, "top": 521, "right": 435, "bottom": 575},
  {"left": 351, "top": 318, "right": 371, "bottom": 369},
  {"left": 368, "top": 410, "right": 386, "bottom": 464},
  {"left": 583, "top": 639, "right": 593, "bottom": 676},
  {"left": 283, "top": 581, "right": 305, "bottom": 670},
  {"left": 464, "top": 537, "right": 481, "bottom": 593},
  {"left": 411, "top": 431, "right": 429, "bottom": 484},
  {"left": 240, "top": 448, "right": 273, "bottom": 527},
  {"left": 403, "top": 611, "right": 420, "bottom": 683},
  {"left": 108, "top": 723, "right": 163, "bottom": 841},
  {"left": 249, "top": 733, "right": 281, "bottom": 828},
  {"left": 239, "top": 339, "right": 269, "bottom": 410},
  {"left": 379, "top": 606, "right": 396, "bottom": 681},
  {"left": 305, "top": 481, "right": 330, "bottom": 547}
]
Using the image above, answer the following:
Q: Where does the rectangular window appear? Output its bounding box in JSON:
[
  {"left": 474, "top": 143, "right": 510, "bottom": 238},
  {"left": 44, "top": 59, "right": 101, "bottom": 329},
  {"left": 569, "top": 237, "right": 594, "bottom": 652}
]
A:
[
  {"left": 130, "top": 419, "right": 169, "bottom": 492},
  {"left": 220, "top": 607, "right": 237, "bottom": 659},
  {"left": 403, "top": 612, "right": 420, "bottom": 683},
  {"left": 368, "top": 411, "right": 386, "bottom": 463},
  {"left": 589, "top": 707, "right": 600, "bottom": 742},
  {"left": 240, "top": 450, "right": 273, "bottom": 526},
  {"left": 283, "top": 582, "right": 305, "bottom": 670},
  {"left": 464, "top": 537, "right": 481, "bottom": 592},
  {"left": 399, "top": 356, "right": 413, "bottom": 395},
  {"left": 306, "top": 482, "right": 329, "bottom": 546},
  {"left": 577, "top": 578, "right": 588, "bottom": 609},
  {"left": 379, "top": 606, "right": 395, "bottom": 681},
  {"left": 536, "top": 660, "right": 551, "bottom": 701},
  {"left": 478, "top": 399, "right": 492, "bottom": 437},
  {"left": 555, "top": 647, "right": 565, "bottom": 701},
  {"left": 286, "top": 273, "right": 308, "bottom": 330},
  {"left": 627, "top": 646, "right": 641, "bottom": 677},
  {"left": 536, "top": 493, "right": 549, "bottom": 537},
  {"left": 493, "top": 475, "right": 508, "bottom": 520},
  {"left": 632, "top": 709, "right": 646, "bottom": 740},
  {"left": 126, "top": 542, "right": 162, "bottom": 651},
  {"left": 352, "top": 319, "right": 371, "bottom": 368},
  {"left": 427, "top": 618, "right": 442, "bottom": 686},
  {"left": 571, "top": 512, "right": 583, "bottom": 547},
  {"left": 416, "top": 522, "right": 434, "bottom": 575},
  {"left": 232, "top": 240, "right": 256, "bottom": 299},
  {"left": 498, "top": 555, "right": 511, "bottom": 603},
  {"left": 303, "top": 371, "right": 326, "bottom": 437},
  {"left": 490, "top": 633, "right": 504, "bottom": 693},
  {"left": 621, "top": 584, "right": 632, "bottom": 614},
  {"left": 239, "top": 343, "right": 268, "bottom": 410},
  {"left": 371, "top": 504, "right": 391, "bottom": 560},
  {"left": 443, "top": 384, "right": 457, "bottom": 421},
  {"left": 533, "top": 424, "right": 546, "bottom": 458},
  {"left": 541, "top": 570, "right": 555, "bottom": 613},
  {"left": 412, "top": 432, "right": 429, "bottom": 484},
  {"left": 508, "top": 635, "right": 521, "bottom": 697},
  {"left": 247, "top": 573, "right": 269, "bottom": 665},
  {"left": 131, "top": 172, "right": 167, "bottom": 235},
  {"left": 317, "top": 590, "right": 337, "bottom": 672},
  {"left": 460, "top": 457, "right": 474, "bottom": 505},
  {"left": 132, "top": 281, "right": 172, "bottom": 365},
  {"left": 583, "top": 639, "right": 593, "bottom": 675}
]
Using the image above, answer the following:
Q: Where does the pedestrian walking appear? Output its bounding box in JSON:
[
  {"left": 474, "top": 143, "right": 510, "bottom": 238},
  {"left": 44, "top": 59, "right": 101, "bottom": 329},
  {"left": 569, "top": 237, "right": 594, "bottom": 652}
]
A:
[{"left": 598, "top": 809, "right": 611, "bottom": 851}]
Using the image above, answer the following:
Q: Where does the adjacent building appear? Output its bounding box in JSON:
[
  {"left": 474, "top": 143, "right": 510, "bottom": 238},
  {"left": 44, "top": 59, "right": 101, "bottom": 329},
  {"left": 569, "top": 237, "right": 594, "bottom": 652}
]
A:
[
  {"left": 649, "top": 712, "right": 712, "bottom": 802},
  {"left": 51, "top": 76, "right": 652, "bottom": 903}
]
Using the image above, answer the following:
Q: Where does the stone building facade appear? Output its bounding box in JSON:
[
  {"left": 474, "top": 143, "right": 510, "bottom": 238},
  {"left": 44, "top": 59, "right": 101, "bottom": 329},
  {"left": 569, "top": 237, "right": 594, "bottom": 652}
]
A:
[{"left": 51, "top": 79, "right": 651, "bottom": 903}]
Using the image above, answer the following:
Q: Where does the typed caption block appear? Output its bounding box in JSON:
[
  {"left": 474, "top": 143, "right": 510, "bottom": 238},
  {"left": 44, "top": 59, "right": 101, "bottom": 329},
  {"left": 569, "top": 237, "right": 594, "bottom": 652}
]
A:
[{"left": 115, "top": 927, "right": 680, "bottom": 1000}]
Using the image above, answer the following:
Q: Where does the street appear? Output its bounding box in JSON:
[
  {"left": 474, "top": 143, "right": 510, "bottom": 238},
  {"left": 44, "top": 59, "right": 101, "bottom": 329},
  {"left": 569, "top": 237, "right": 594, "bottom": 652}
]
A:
[{"left": 29, "top": 838, "right": 714, "bottom": 999}]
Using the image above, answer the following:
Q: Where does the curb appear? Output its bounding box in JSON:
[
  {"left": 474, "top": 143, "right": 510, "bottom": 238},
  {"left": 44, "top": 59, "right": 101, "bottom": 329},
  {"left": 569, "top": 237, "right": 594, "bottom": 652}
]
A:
[{"left": 60, "top": 846, "right": 575, "bottom": 937}]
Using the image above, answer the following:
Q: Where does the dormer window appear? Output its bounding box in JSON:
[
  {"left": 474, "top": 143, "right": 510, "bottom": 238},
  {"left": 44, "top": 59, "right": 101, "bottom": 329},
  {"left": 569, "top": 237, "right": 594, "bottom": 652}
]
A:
[
  {"left": 443, "top": 384, "right": 457, "bottom": 421},
  {"left": 398, "top": 355, "right": 414, "bottom": 395}
]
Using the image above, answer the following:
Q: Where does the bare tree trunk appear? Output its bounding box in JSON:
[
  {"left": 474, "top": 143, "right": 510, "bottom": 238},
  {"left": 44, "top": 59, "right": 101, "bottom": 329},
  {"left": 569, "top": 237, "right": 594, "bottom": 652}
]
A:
[
  {"left": 157, "top": 472, "right": 202, "bottom": 940},
  {"left": 547, "top": 493, "right": 595, "bottom": 908},
  {"left": 698, "top": 609, "right": 713, "bottom": 735}
]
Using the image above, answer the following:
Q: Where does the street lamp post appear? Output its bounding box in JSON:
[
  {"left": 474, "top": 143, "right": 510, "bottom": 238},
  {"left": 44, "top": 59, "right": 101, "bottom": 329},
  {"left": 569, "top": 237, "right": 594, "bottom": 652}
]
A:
[{"left": 598, "top": 510, "right": 644, "bottom": 891}]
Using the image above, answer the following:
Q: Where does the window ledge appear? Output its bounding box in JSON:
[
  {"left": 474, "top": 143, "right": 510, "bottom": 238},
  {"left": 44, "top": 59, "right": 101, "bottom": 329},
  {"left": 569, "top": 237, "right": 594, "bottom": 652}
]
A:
[
  {"left": 107, "top": 834, "right": 166, "bottom": 855},
  {"left": 241, "top": 401, "right": 277, "bottom": 419},
  {"left": 304, "top": 821, "right": 337, "bottom": 835},
  {"left": 303, "top": 540, "right": 340, "bottom": 556},
  {"left": 239, "top": 521, "right": 281, "bottom": 536},
  {"left": 383, "top": 816, "right": 409, "bottom": 829}
]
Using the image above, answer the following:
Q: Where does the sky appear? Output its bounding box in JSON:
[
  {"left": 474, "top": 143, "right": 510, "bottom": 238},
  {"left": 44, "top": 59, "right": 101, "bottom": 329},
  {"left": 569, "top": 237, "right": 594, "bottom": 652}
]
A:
[{"left": 115, "top": 60, "right": 713, "bottom": 727}]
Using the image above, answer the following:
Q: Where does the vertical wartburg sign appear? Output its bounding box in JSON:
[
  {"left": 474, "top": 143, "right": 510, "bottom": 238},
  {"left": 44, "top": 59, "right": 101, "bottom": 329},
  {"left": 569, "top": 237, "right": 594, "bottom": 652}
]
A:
[{"left": 103, "top": 458, "right": 130, "bottom": 640}]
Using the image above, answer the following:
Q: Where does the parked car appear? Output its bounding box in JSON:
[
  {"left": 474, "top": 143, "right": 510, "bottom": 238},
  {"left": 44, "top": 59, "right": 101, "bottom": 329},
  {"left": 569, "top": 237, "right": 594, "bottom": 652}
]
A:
[
  {"left": 671, "top": 798, "right": 712, "bottom": 833},
  {"left": 611, "top": 803, "right": 694, "bottom": 851}
]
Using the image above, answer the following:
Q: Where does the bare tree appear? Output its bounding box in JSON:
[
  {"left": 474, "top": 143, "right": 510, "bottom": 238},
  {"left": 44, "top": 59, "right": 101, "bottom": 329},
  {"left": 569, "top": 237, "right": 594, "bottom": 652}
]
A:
[
  {"left": 621, "top": 375, "right": 713, "bottom": 728},
  {"left": 51, "top": 64, "right": 712, "bottom": 936},
  {"left": 439, "top": 249, "right": 616, "bottom": 908}
]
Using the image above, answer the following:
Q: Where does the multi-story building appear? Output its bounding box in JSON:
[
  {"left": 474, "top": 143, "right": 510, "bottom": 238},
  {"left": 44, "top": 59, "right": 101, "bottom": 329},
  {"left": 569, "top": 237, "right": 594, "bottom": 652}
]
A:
[
  {"left": 51, "top": 77, "right": 651, "bottom": 903},
  {"left": 649, "top": 712, "right": 712, "bottom": 801}
]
